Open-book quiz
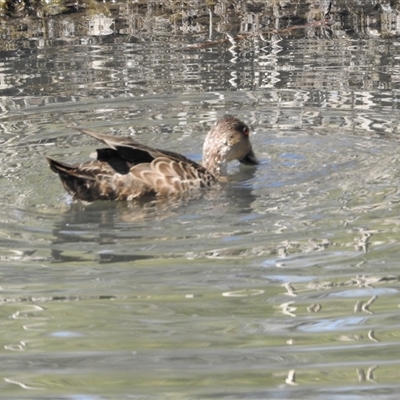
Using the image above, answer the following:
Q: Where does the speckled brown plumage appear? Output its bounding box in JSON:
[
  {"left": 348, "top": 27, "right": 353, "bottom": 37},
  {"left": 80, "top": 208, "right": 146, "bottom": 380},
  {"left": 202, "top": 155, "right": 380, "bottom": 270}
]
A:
[{"left": 47, "top": 115, "right": 258, "bottom": 202}]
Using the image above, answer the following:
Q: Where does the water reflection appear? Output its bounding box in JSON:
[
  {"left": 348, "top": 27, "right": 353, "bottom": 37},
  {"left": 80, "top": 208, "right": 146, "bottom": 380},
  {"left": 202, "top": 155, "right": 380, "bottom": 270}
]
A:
[
  {"left": 2, "top": 1, "right": 400, "bottom": 398},
  {"left": 1, "top": 6, "right": 400, "bottom": 107},
  {"left": 50, "top": 166, "right": 258, "bottom": 263}
]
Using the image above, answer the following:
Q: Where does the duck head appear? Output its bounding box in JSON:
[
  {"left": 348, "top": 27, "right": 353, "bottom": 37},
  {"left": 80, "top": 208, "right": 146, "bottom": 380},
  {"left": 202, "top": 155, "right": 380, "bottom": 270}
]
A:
[{"left": 202, "top": 115, "right": 259, "bottom": 176}]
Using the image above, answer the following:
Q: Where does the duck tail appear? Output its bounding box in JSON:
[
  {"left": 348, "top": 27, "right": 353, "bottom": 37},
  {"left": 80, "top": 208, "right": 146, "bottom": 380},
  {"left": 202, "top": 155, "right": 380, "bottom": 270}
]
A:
[
  {"left": 47, "top": 157, "right": 77, "bottom": 175},
  {"left": 47, "top": 157, "right": 99, "bottom": 202}
]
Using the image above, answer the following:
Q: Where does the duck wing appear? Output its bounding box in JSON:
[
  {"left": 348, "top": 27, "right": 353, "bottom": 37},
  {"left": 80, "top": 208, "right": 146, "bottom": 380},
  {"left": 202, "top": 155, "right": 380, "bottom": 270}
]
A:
[{"left": 71, "top": 126, "right": 206, "bottom": 171}]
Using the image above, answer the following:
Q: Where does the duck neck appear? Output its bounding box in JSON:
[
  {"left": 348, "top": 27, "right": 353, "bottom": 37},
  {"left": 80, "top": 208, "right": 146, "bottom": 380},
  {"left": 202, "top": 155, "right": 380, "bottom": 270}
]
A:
[{"left": 202, "top": 140, "right": 229, "bottom": 177}]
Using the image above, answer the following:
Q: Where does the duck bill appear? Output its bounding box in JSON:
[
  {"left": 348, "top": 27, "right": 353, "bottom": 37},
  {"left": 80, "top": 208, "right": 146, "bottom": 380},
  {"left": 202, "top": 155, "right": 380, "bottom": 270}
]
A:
[{"left": 239, "top": 149, "right": 259, "bottom": 166}]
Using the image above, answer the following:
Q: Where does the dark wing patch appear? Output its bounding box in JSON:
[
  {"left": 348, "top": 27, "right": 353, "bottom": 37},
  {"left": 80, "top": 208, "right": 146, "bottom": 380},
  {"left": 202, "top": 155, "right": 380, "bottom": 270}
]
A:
[
  {"left": 95, "top": 147, "right": 156, "bottom": 174},
  {"left": 95, "top": 148, "right": 132, "bottom": 174},
  {"left": 114, "top": 145, "right": 155, "bottom": 165}
]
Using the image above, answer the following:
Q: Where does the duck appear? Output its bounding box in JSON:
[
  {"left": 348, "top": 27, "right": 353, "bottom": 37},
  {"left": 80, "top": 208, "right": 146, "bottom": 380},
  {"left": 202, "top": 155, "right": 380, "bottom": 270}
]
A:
[{"left": 47, "top": 115, "right": 258, "bottom": 202}]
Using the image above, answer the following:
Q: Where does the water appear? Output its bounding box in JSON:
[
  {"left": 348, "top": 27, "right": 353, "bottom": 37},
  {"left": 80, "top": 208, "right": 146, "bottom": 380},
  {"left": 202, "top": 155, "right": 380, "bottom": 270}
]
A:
[{"left": 1, "top": 1, "right": 400, "bottom": 398}]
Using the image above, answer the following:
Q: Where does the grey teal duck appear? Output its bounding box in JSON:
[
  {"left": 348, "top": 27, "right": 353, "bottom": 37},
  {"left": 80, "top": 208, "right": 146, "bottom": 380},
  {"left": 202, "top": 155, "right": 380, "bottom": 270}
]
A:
[{"left": 47, "top": 115, "right": 258, "bottom": 202}]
